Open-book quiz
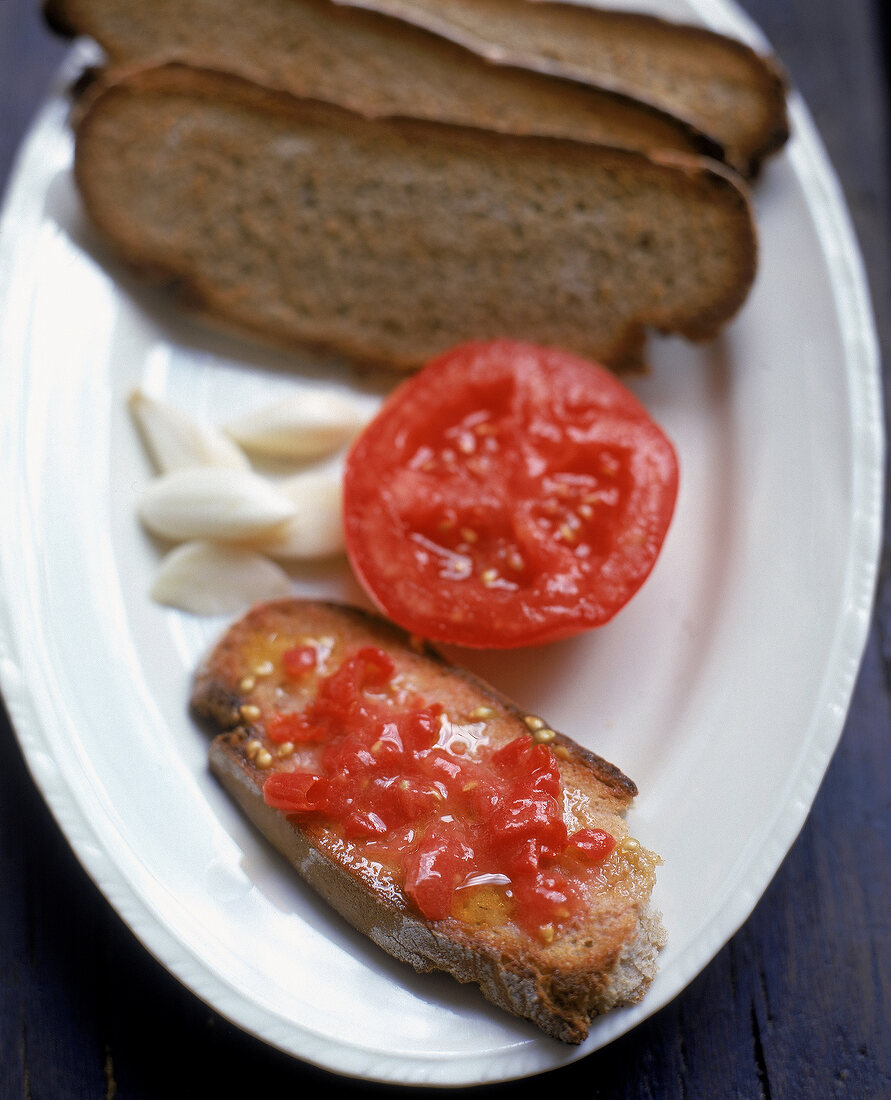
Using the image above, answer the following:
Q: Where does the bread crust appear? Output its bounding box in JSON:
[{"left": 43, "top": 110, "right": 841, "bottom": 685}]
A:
[
  {"left": 191, "top": 598, "right": 665, "bottom": 1043},
  {"left": 44, "top": 0, "right": 721, "bottom": 161},
  {"left": 335, "top": 0, "right": 789, "bottom": 177},
  {"left": 72, "top": 62, "right": 757, "bottom": 372}
]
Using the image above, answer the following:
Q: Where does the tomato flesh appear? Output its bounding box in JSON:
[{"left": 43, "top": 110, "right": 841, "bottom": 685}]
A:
[
  {"left": 282, "top": 645, "right": 317, "bottom": 678},
  {"left": 344, "top": 341, "right": 678, "bottom": 648},
  {"left": 260, "top": 645, "right": 615, "bottom": 938}
]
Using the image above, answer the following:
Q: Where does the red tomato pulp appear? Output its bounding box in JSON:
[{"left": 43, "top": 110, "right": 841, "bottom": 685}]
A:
[
  {"left": 261, "top": 644, "right": 617, "bottom": 938},
  {"left": 344, "top": 341, "right": 679, "bottom": 648}
]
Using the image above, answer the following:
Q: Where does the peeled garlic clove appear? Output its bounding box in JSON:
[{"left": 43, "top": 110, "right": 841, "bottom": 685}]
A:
[
  {"left": 150, "top": 540, "right": 292, "bottom": 614},
  {"left": 129, "top": 389, "right": 249, "bottom": 473},
  {"left": 138, "top": 467, "right": 295, "bottom": 541},
  {"left": 245, "top": 468, "right": 345, "bottom": 560},
  {"left": 224, "top": 389, "right": 372, "bottom": 461}
]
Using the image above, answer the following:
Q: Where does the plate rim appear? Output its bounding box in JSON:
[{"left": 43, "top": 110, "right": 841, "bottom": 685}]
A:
[{"left": 0, "top": 1, "right": 884, "bottom": 1086}]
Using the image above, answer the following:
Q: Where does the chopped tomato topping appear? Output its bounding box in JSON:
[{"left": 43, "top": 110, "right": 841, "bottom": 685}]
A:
[
  {"left": 403, "top": 826, "right": 475, "bottom": 921},
  {"left": 266, "top": 711, "right": 327, "bottom": 744},
  {"left": 282, "top": 645, "right": 317, "bottom": 678},
  {"left": 263, "top": 771, "right": 327, "bottom": 813},
  {"left": 569, "top": 828, "right": 618, "bottom": 862},
  {"left": 260, "top": 645, "right": 615, "bottom": 938}
]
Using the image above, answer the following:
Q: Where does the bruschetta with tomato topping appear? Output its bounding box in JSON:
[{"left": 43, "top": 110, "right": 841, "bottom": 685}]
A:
[{"left": 191, "top": 598, "right": 665, "bottom": 1043}]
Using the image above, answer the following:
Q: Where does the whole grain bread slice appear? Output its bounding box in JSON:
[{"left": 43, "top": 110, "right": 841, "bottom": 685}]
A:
[
  {"left": 45, "top": 0, "right": 719, "bottom": 160},
  {"left": 73, "top": 63, "right": 756, "bottom": 372},
  {"left": 191, "top": 598, "right": 665, "bottom": 1043},
  {"left": 335, "top": 0, "right": 789, "bottom": 177}
]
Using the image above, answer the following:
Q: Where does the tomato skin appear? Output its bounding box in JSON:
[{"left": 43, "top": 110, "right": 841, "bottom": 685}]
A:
[
  {"left": 343, "top": 341, "right": 678, "bottom": 649},
  {"left": 404, "top": 826, "right": 475, "bottom": 921},
  {"left": 263, "top": 771, "right": 328, "bottom": 813},
  {"left": 282, "top": 645, "right": 317, "bottom": 678},
  {"left": 569, "top": 828, "right": 618, "bottom": 862}
]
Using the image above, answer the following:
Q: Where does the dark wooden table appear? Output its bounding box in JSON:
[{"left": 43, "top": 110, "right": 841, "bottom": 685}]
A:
[{"left": 1, "top": 2, "right": 888, "bottom": 1096}]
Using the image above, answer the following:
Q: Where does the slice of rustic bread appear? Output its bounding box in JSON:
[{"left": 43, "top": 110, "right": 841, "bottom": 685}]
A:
[
  {"left": 73, "top": 63, "right": 756, "bottom": 371},
  {"left": 335, "top": 0, "right": 789, "bottom": 177},
  {"left": 45, "top": 0, "right": 719, "bottom": 159},
  {"left": 191, "top": 598, "right": 665, "bottom": 1043}
]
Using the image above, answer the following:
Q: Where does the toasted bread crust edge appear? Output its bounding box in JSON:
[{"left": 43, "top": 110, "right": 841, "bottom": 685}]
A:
[{"left": 42, "top": 0, "right": 78, "bottom": 37}]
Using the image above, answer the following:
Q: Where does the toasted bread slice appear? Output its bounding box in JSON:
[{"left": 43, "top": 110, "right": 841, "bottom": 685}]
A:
[
  {"left": 72, "top": 63, "right": 756, "bottom": 372},
  {"left": 191, "top": 599, "right": 665, "bottom": 1043},
  {"left": 335, "top": 0, "right": 789, "bottom": 177},
  {"left": 45, "top": 0, "right": 719, "bottom": 160}
]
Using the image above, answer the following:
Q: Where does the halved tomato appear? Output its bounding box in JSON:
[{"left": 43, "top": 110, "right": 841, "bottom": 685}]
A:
[{"left": 343, "top": 341, "right": 678, "bottom": 649}]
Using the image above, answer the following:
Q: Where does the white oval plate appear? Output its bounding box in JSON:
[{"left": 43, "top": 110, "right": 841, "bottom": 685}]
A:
[{"left": 0, "top": 0, "right": 883, "bottom": 1087}]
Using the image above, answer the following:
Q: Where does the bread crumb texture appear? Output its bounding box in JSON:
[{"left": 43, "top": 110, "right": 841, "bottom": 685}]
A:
[{"left": 74, "top": 65, "right": 756, "bottom": 371}]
